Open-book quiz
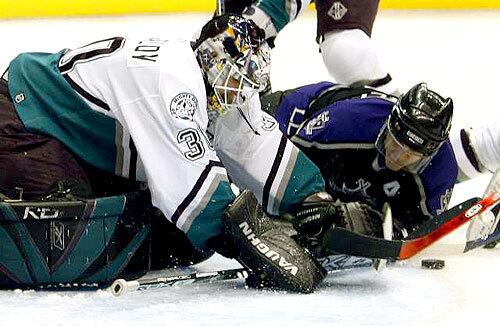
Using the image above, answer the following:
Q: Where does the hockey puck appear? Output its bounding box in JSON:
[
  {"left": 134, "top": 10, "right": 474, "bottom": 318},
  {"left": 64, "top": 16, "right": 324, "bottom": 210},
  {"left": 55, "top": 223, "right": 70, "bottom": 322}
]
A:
[{"left": 421, "top": 259, "right": 445, "bottom": 270}]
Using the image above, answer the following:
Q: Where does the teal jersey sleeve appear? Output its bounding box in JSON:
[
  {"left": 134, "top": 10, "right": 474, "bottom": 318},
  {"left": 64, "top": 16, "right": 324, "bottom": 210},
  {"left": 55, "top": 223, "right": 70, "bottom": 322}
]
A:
[
  {"left": 213, "top": 94, "right": 325, "bottom": 217},
  {"left": 276, "top": 148, "right": 325, "bottom": 213},
  {"left": 256, "top": 0, "right": 309, "bottom": 32}
]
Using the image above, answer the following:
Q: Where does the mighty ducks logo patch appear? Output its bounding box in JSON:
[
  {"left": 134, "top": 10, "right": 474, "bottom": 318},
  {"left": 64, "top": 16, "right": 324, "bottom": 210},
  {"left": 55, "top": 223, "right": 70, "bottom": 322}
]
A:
[{"left": 170, "top": 93, "right": 198, "bottom": 121}]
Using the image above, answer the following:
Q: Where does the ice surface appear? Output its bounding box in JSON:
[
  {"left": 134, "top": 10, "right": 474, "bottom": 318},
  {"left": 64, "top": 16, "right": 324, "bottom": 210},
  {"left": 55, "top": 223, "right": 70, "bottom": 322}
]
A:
[{"left": 0, "top": 10, "right": 498, "bottom": 326}]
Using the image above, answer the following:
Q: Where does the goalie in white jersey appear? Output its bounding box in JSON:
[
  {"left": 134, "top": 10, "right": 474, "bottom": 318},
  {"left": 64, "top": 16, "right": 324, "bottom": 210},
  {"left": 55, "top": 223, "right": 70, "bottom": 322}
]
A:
[{"left": 0, "top": 15, "right": 327, "bottom": 292}]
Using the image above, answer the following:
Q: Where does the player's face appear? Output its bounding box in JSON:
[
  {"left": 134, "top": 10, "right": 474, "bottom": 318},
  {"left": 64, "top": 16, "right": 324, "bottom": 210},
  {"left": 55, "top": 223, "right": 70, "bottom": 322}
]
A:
[
  {"left": 214, "top": 75, "right": 241, "bottom": 105},
  {"left": 384, "top": 135, "right": 424, "bottom": 171}
]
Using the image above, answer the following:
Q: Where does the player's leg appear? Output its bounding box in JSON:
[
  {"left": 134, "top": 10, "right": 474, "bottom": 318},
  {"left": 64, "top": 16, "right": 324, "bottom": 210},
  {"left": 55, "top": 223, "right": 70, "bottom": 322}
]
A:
[
  {"left": 454, "top": 123, "right": 500, "bottom": 248},
  {"left": 316, "top": 0, "right": 398, "bottom": 94},
  {"left": 0, "top": 78, "right": 93, "bottom": 200},
  {"left": 451, "top": 122, "right": 500, "bottom": 182}
]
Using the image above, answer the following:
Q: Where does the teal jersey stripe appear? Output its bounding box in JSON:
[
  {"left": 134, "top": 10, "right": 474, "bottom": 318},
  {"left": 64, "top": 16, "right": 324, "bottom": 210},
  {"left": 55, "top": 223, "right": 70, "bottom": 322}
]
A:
[
  {"left": 278, "top": 151, "right": 325, "bottom": 213},
  {"left": 256, "top": 0, "right": 291, "bottom": 32},
  {"left": 186, "top": 181, "right": 234, "bottom": 250},
  {"left": 51, "top": 196, "right": 125, "bottom": 282},
  {"left": 7, "top": 51, "right": 119, "bottom": 175},
  {"left": 0, "top": 204, "right": 51, "bottom": 283}
]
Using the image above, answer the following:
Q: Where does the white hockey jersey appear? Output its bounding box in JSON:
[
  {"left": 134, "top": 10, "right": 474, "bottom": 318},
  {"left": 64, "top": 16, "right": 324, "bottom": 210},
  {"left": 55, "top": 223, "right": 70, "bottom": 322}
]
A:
[{"left": 7, "top": 36, "right": 324, "bottom": 249}]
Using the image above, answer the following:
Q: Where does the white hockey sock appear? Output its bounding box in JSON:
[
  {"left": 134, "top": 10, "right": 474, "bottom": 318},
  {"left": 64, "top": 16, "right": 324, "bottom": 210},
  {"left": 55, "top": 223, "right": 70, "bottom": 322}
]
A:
[
  {"left": 451, "top": 123, "right": 500, "bottom": 181},
  {"left": 469, "top": 122, "right": 500, "bottom": 173},
  {"left": 320, "top": 29, "right": 398, "bottom": 95}
]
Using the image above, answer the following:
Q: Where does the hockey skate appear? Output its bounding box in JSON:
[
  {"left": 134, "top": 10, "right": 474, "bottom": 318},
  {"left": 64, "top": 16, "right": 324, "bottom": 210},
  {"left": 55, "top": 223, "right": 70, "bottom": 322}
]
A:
[
  {"left": 465, "top": 168, "right": 500, "bottom": 251},
  {"left": 483, "top": 203, "right": 500, "bottom": 248}
]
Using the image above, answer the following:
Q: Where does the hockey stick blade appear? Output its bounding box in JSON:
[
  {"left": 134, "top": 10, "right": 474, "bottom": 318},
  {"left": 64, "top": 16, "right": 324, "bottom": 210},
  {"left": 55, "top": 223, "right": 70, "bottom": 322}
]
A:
[
  {"left": 319, "top": 254, "right": 374, "bottom": 271},
  {"left": 323, "top": 193, "right": 499, "bottom": 260}
]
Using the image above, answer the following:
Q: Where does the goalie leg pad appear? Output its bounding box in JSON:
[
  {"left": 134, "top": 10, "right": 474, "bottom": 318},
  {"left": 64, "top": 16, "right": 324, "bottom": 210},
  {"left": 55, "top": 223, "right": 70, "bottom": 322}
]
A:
[
  {"left": 0, "top": 191, "right": 152, "bottom": 289},
  {"left": 223, "top": 190, "right": 325, "bottom": 293}
]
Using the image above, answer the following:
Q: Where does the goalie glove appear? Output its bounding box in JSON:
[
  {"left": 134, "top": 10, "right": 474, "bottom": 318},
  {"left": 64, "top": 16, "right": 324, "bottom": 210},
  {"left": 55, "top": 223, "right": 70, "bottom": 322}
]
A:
[{"left": 283, "top": 192, "right": 384, "bottom": 257}]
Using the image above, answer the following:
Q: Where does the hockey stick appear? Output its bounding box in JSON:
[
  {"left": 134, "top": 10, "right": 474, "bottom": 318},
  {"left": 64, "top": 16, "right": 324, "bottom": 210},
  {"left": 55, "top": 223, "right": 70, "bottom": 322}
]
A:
[
  {"left": 109, "top": 253, "right": 375, "bottom": 297},
  {"left": 110, "top": 268, "right": 249, "bottom": 296},
  {"left": 372, "top": 203, "right": 393, "bottom": 271},
  {"left": 323, "top": 192, "right": 500, "bottom": 260}
]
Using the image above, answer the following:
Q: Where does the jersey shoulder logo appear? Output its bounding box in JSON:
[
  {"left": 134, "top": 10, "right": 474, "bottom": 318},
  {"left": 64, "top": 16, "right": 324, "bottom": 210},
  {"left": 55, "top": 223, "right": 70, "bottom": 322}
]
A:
[
  {"left": 170, "top": 93, "right": 198, "bottom": 121},
  {"left": 383, "top": 181, "right": 401, "bottom": 197},
  {"left": 305, "top": 111, "right": 330, "bottom": 135},
  {"left": 331, "top": 178, "right": 371, "bottom": 198},
  {"left": 14, "top": 93, "right": 25, "bottom": 104},
  {"left": 436, "top": 188, "right": 453, "bottom": 215},
  {"left": 261, "top": 114, "right": 277, "bottom": 131}
]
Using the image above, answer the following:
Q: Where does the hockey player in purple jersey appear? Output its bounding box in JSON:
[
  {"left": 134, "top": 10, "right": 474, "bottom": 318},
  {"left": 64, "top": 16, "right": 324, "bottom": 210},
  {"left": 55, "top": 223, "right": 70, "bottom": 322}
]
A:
[{"left": 261, "top": 82, "right": 457, "bottom": 248}]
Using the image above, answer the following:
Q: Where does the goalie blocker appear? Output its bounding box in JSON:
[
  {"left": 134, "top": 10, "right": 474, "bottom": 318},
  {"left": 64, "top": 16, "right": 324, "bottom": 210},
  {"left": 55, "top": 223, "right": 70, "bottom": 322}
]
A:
[{"left": 222, "top": 190, "right": 326, "bottom": 293}]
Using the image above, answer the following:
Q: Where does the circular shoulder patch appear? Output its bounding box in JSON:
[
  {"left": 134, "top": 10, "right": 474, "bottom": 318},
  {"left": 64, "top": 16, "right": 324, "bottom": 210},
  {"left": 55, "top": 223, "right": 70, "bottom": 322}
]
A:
[{"left": 170, "top": 93, "right": 198, "bottom": 121}]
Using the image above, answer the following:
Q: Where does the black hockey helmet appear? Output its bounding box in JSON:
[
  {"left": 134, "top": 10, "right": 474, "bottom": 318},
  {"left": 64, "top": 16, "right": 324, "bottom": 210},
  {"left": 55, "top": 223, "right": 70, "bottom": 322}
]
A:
[{"left": 376, "top": 83, "right": 453, "bottom": 172}]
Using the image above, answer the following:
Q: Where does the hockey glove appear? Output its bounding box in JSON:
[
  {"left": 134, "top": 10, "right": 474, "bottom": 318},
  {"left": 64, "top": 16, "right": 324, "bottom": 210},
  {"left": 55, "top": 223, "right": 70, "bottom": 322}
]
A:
[
  {"left": 222, "top": 190, "right": 326, "bottom": 293},
  {"left": 284, "top": 192, "right": 384, "bottom": 257}
]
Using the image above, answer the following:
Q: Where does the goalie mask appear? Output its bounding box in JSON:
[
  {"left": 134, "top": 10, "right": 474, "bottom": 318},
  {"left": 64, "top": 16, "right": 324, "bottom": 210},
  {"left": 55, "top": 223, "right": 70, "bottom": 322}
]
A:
[
  {"left": 194, "top": 14, "right": 271, "bottom": 118},
  {"left": 376, "top": 83, "right": 453, "bottom": 173}
]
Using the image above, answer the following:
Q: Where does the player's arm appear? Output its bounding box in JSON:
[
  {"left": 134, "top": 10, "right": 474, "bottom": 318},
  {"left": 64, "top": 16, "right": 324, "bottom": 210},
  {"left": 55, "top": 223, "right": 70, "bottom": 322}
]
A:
[
  {"left": 119, "top": 97, "right": 235, "bottom": 251},
  {"left": 260, "top": 81, "right": 336, "bottom": 137},
  {"left": 125, "top": 97, "right": 327, "bottom": 292},
  {"left": 213, "top": 93, "right": 325, "bottom": 216},
  {"left": 118, "top": 59, "right": 325, "bottom": 292}
]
